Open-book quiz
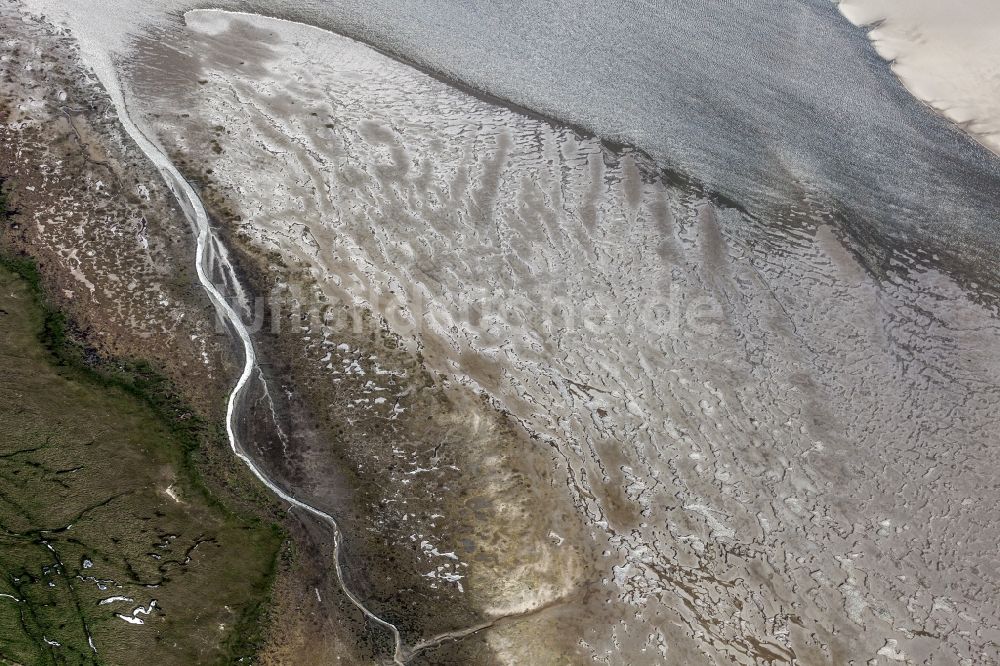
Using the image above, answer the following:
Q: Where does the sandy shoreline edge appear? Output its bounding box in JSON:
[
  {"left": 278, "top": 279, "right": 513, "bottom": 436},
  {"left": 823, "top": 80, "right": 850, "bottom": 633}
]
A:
[{"left": 836, "top": 0, "right": 1000, "bottom": 157}]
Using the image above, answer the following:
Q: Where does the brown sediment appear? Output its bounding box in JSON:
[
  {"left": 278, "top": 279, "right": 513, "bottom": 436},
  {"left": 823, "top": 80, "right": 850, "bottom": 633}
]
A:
[
  {"left": 0, "top": 12, "right": 230, "bottom": 420},
  {"left": 111, "top": 18, "right": 600, "bottom": 659},
  {"left": 190, "top": 169, "right": 600, "bottom": 662},
  {"left": 0, "top": 17, "right": 291, "bottom": 527}
]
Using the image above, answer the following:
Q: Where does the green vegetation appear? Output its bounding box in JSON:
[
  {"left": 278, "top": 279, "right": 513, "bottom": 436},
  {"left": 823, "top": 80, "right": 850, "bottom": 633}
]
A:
[{"left": 0, "top": 194, "right": 282, "bottom": 664}]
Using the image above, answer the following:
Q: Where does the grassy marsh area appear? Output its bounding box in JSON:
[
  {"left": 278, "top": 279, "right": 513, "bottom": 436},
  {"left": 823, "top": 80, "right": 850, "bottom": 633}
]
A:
[{"left": 0, "top": 192, "right": 282, "bottom": 664}]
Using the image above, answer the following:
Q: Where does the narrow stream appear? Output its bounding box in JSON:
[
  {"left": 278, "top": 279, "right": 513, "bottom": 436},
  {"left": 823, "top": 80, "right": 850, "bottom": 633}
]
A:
[{"left": 100, "top": 68, "right": 409, "bottom": 665}]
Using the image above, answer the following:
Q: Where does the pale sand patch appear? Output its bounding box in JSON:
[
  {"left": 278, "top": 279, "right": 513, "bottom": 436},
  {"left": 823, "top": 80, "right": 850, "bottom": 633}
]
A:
[{"left": 838, "top": 0, "right": 1000, "bottom": 154}]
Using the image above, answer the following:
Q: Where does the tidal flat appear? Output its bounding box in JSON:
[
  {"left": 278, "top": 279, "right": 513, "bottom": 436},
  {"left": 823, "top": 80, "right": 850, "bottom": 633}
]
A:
[
  {"left": 124, "top": 9, "right": 1000, "bottom": 664},
  {"left": 3, "top": 1, "right": 1000, "bottom": 664}
]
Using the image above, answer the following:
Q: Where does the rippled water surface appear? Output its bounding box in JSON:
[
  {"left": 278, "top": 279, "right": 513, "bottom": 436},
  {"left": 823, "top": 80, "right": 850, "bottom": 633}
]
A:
[{"left": 21, "top": 0, "right": 1000, "bottom": 275}]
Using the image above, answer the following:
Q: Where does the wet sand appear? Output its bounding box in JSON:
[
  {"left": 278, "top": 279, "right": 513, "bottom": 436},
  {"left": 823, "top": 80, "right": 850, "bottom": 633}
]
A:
[{"left": 123, "top": 9, "right": 1000, "bottom": 664}]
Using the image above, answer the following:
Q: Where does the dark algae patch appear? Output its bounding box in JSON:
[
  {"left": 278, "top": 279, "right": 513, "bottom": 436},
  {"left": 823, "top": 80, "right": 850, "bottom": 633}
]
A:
[{"left": 0, "top": 248, "right": 282, "bottom": 664}]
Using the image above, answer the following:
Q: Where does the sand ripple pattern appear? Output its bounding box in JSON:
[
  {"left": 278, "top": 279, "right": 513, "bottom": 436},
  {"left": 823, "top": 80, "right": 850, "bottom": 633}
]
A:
[{"left": 131, "top": 11, "right": 1000, "bottom": 664}]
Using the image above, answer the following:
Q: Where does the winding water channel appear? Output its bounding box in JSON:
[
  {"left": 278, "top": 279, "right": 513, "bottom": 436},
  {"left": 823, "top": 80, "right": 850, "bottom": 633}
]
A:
[{"left": 103, "top": 56, "right": 411, "bottom": 666}]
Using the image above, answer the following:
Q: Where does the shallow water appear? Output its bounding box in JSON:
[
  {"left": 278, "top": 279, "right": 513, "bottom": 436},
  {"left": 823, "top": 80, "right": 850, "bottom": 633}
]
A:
[{"left": 19, "top": 0, "right": 1000, "bottom": 278}]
